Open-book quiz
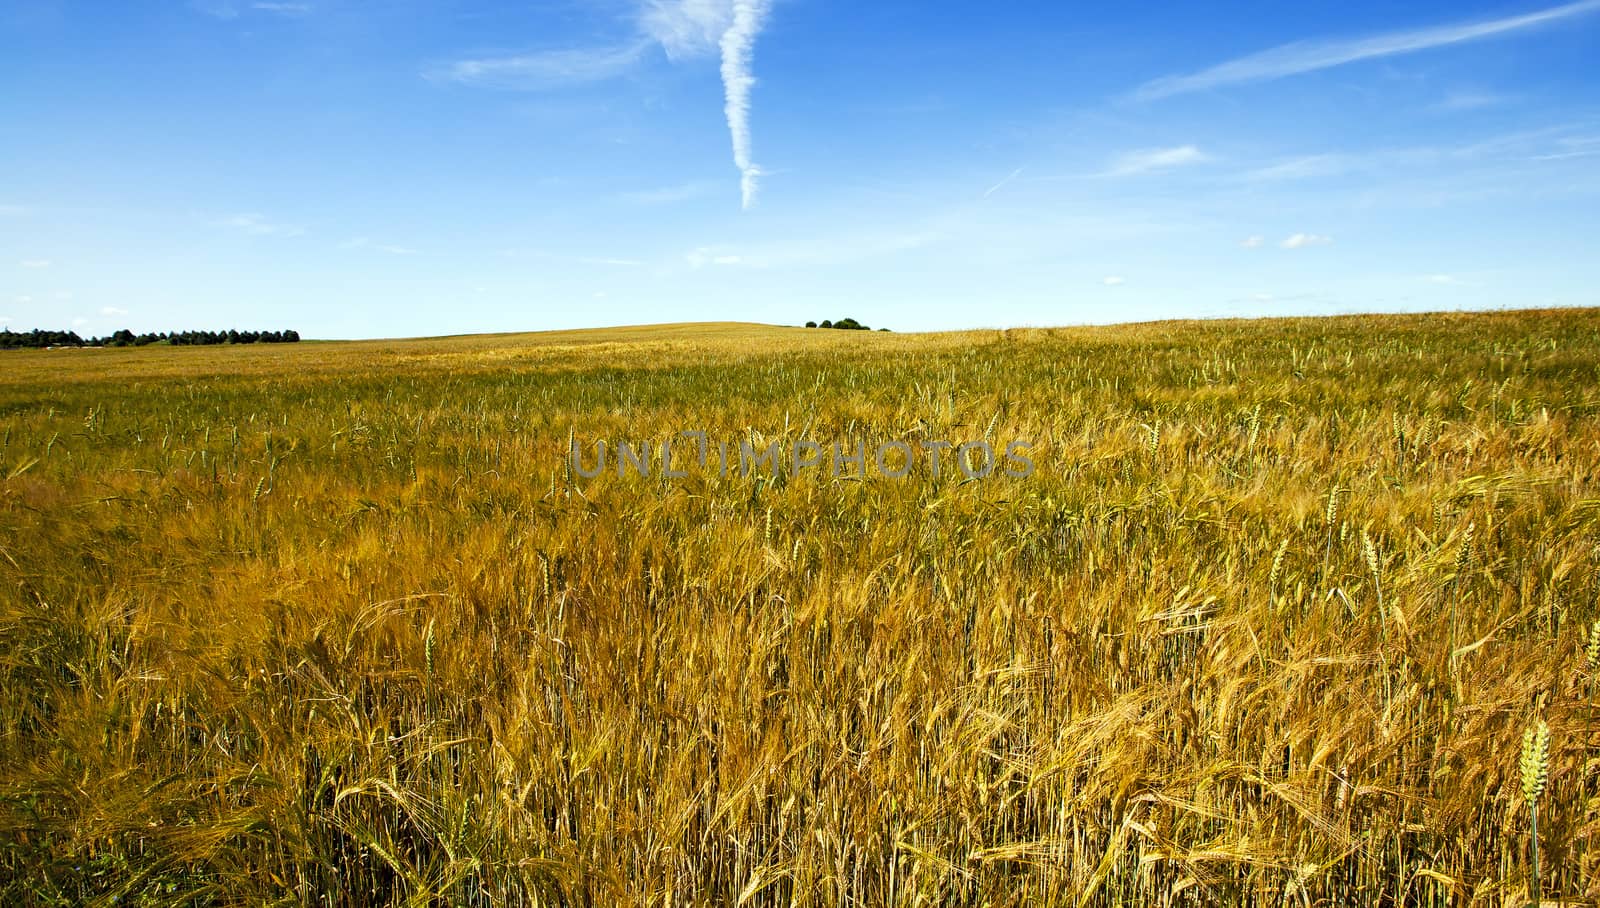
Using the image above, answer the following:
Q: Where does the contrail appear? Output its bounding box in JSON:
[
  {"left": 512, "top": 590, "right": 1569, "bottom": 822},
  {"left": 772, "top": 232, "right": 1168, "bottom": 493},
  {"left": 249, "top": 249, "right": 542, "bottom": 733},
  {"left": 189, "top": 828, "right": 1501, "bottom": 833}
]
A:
[
  {"left": 982, "top": 168, "right": 1023, "bottom": 200},
  {"left": 1132, "top": 0, "right": 1600, "bottom": 101},
  {"left": 718, "top": 0, "right": 771, "bottom": 210}
]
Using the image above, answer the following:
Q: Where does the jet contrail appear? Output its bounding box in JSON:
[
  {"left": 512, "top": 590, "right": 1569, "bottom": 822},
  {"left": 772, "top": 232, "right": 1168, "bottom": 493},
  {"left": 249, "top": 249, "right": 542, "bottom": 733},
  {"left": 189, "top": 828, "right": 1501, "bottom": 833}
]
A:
[
  {"left": 719, "top": 0, "right": 771, "bottom": 210},
  {"left": 982, "top": 167, "right": 1024, "bottom": 200},
  {"left": 1133, "top": 0, "right": 1600, "bottom": 101}
]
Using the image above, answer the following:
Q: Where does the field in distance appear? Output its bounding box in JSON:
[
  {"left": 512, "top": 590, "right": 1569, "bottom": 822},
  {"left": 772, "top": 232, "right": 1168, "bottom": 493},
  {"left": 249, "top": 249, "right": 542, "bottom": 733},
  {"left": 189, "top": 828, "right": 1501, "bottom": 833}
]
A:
[{"left": 3, "top": 308, "right": 1599, "bottom": 905}]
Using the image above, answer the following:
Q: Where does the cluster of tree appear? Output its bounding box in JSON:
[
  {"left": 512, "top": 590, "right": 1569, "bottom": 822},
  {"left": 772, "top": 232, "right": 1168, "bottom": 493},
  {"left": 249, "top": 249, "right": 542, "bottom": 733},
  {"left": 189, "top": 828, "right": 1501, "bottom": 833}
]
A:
[
  {"left": 804, "top": 317, "right": 887, "bottom": 331},
  {"left": 0, "top": 328, "right": 302, "bottom": 349}
]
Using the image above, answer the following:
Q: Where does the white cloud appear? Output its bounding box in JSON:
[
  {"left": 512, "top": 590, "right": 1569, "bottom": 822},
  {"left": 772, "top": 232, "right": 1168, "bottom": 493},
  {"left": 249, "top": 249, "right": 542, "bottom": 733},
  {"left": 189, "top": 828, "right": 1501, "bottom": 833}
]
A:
[
  {"left": 342, "top": 237, "right": 418, "bottom": 255},
  {"left": 18, "top": 259, "right": 51, "bottom": 269},
  {"left": 1240, "top": 235, "right": 1265, "bottom": 248},
  {"left": 622, "top": 182, "right": 714, "bottom": 204},
  {"left": 99, "top": 306, "right": 129, "bottom": 317},
  {"left": 1239, "top": 154, "right": 1351, "bottom": 182},
  {"left": 72, "top": 317, "right": 88, "bottom": 328},
  {"left": 641, "top": 0, "right": 733, "bottom": 58},
  {"left": 1102, "top": 276, "right": 1126, "bottom": 286},
  {"left": 686, "top": 247, "right": 747, "bottom": 268},
  {"left": 194, "top": 0, "right": 310, "bottom": 18},
  {"left": 1104, "top": 145, "right": 1207, "bottom": 176},
  {"left": 1280, "top": 233, "right": 1334, "bottom": 249},
  {"left": 1437, "top": 91, "right": 1512, "bottom": 112},
  {"left": 220, "top": 213, "right": 304, "bottom": 237},
  {"left": 192, "top": 0, "right": 240, "bottom": 17},
  {"left": 576, "top": 256, "right": 646, "bottom": 267},
  {"left": 430, "top": 41, "right": 651, "bottom": 90},
  {"left": 684, "top": 228, "right": 937, "bottom": 269},
  {"left": 435, "top": 1, "right": 737, "bottom": 90},
  {"left": 15, "top": 296, "right": 33, "bottom": 304},
  {"left": 1530, "top": 136, "right": 1600, "bottom": 160},
  {"left": 1133, "top": 0, "right": 1600, "bottom": 100},
  {"left": 435, "top": 1, "right": 774, "bottom": 210}
]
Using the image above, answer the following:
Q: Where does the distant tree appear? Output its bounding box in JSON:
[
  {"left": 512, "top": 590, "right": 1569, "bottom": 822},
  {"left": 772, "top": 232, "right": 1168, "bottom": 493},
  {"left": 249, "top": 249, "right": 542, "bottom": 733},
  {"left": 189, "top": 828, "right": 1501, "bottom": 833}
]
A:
[
  {"left": 819, "top": 320, "right": 833, "bottom": 329},
  {"left": 834, "top": 317, "right": 863, "bottom": 330},
  {"left": 804, "top": 321, "right": 817, "bottom": 328},
  {"left": 0, "top": 326, "right": 293, "bottom": 349}
]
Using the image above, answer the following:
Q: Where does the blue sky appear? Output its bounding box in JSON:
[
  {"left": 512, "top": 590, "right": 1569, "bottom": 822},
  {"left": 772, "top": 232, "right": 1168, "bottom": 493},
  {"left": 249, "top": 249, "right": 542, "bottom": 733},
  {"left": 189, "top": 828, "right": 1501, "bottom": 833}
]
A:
[{"left": 3, "top": 0, "right": 1598, "bottom": 338}]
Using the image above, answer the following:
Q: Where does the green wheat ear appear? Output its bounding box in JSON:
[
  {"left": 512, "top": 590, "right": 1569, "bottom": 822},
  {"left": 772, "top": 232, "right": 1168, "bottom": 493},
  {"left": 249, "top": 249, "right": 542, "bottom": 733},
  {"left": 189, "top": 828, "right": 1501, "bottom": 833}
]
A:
[
  {"left": 1522, "top": 718, "right": 1551, "bottom": 905},
  {"left": 1269, "top": 538, "right": 1289, "bottom": 597},
  {"left": 1521, "top": 720, "right": 1550, "bottom": 801},
  {"left": 1586, "top": 619, "right": 1600, "bottom": 672}
]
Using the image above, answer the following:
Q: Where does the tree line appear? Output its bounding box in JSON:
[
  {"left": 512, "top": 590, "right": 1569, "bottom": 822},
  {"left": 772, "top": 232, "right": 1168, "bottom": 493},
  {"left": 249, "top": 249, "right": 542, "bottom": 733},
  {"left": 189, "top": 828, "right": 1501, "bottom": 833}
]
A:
[
  {"left": 0, "top": 328, "right": 302, "bottom": 349},
  {"left": 804, "top": 318, "right": 887, "bottom": 331}
]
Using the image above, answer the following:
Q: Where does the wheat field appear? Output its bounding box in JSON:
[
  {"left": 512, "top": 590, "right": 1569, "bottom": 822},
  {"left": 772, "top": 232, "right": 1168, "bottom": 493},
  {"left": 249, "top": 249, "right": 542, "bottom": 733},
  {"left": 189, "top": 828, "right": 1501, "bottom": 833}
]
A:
[{"left": 3, "top": 309, "right": 1600, "bottom": 906}]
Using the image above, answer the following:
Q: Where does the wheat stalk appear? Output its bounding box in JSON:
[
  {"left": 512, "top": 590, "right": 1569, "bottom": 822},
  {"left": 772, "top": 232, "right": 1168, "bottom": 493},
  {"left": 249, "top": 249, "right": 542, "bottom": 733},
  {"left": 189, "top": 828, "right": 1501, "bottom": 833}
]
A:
[{"left": 1522, "top": 719, "right": 1551, "bottom": 905}]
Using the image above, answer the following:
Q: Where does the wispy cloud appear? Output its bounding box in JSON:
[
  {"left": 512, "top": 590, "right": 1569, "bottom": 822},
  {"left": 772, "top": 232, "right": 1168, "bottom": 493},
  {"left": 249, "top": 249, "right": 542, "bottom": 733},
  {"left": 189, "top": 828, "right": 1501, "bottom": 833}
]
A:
[
  {"left": 621, "top": 181, "right": 715, "bottom": 205},
  {"left": 18, "top": 259, "right": 51, "bottom": 269},
  {"left": 435, "top": 2, "right": 730, "bottom": 90},
  {"left": 1102, "top": 275, "right": 1126, "bottom": 286},
  {"left": 342, "top": 237, "right": 419, "bottom": 255},
  {"left": 685, "top": 249, "right": 746, "bottom": 267},
  {"left": 435, "top": 1, "right": 776, "bottom": 210},
  {"left": 1226, "top": 125, "right": 1600, "bottom": 189},
  {"left": 1238, "top": 154, "right": 1351, "bottom": 182},
  {"left": 641, "top": 0, "right": 732, "bottom": 58},
  {"left": 1280, "top": 233, "right": 1334, "bottom": 249},
  {"left": 1103, "top": 145, "right": 1207, "bottom": 177},
  {"left": 430, "top": 41, "right": 651, "bottom": 90},
  {"left": 220, "top": 213, "right": 304, "bottom": 237},
  {"left": 1437, "top": 90, "right": 1514, "bottom": 112},
  {"left": 194, "top": 0, "right": 312, "bottom": 19},
  {"left": 503, "top": 249, "right": 649, "bottom": 268},
  {"left": 1240, "top": 235, "right": 1265, "bottom": 248},
  {"left": 1133, "top": 0, "right": 1600, "bottom": 100},
  {"left": 1530, "top": 134, "right": 1600, "bottom": 160},
  {"left": 683, "top": 228, "right": 938, "bottom": 269},
  {"left": 99, "top": 306, "right": 129, "bottom": 317}
]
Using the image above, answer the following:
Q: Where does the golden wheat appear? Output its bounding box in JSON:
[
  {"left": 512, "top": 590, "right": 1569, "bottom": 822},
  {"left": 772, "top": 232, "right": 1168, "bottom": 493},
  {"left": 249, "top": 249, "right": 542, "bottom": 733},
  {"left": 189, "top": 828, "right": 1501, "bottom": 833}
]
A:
[{"left": 1, "top": 310, "right": 1598, "bottom": 905}]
